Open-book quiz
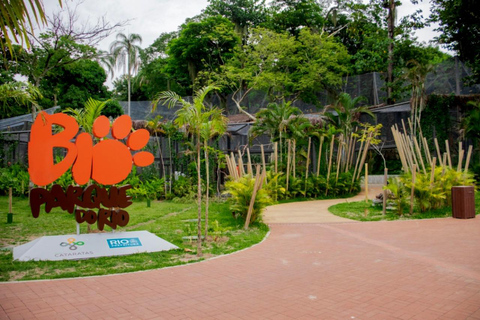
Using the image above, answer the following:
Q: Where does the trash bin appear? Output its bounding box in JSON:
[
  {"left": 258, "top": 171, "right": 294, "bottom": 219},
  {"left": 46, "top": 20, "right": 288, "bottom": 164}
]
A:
[{"left": 451, "top": 186, "right": 475, "bottom": 219}]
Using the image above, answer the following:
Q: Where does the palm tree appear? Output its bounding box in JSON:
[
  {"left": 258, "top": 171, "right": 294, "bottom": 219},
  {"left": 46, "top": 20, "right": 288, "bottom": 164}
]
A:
[
  {"left": 153, "top": 85, "right": 222, "bottom": 256},
  {"left": 63, "top": 98, "right": 109, "bottom": 134},
  {"left": 109, "top": 33, "right": 142, "bottom": 116},
  {"left": 0, "top": 81, "right": 42, "bottom": 120},
  {"left": 200, "top": 109, "right": 228, "bottom": 239},
  {"left": 0, "top": 0, "right": 60, "bottom": 53},
  {"left": 146, "top": 115, "right": 167, "bottom": 197},
  {"left": 251, "top": 101, "right": 310, "bottom": 166},
  {"left": 162, "top": 120, "right": 177, "bottom": 194},
  {"left": 403, "top": 60, "right": 434, "bottom": 136},
  {"left": 325, "top": 92, "right": 374, "bottom": 139}
]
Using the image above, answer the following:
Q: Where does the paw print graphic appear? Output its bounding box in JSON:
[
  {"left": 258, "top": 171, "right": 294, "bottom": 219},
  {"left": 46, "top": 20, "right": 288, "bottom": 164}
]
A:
[
  {"left": 29, "top": 112, "right": 154, "bottom": 186},
  {"left": 73, "top": 115, "right": 154, "bottom": 185}
]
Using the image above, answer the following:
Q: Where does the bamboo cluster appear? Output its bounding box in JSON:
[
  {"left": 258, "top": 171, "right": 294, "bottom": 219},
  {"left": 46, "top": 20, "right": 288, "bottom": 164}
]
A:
[
  {"left": 391, "top": 120, "right": 473, "bottom": 174},
  {"left": 225, "top": 146, "right": 269, "bottom": 180}
]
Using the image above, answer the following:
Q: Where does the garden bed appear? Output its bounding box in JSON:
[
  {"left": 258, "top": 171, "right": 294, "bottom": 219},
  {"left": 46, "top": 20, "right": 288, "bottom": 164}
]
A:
[
  {"left": 0, "top": 196, "right": 268, "bottom": 281},
  {"left": 328, "top": 190, "right": 480, "bottom": 222}
]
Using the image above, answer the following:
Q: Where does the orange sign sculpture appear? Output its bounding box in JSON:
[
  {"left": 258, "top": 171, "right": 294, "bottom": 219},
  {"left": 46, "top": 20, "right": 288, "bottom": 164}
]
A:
[{"left": 28, "top": 112, "right": 154, "bottom": 230}]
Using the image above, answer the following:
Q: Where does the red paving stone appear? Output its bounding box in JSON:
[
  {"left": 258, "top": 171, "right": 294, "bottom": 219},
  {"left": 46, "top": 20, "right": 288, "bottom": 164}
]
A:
[{"left": 1, "top": 216, "right": 480, "bottom": 319}]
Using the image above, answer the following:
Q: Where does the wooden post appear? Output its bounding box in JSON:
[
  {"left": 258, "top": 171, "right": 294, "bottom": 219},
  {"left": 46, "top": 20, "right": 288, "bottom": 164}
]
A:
[
  {"left": 413, "top": 137, "right": 426, "bottom": 174},
  {"left": 237, "top": 150, "right": 246, "bottom": 177},
  {"left": 335, "top": 135, "right": 343, "bottom": 182},
  {"left": 364, "top": 163, "right": 369, "bottom": 218},
  {"left": 274, "top": 142, "right": 278, "bottom": 174},
  {"left": 326, "top": 136, "right": 335, "bottom": 192},
  {"left": 457, "top": 149, "right": 464, "bottom": 172},
  {"left": 247, "top": 148, "right": 253, "bottom": 175},
  {"left": 260, "top": 144, "right": 267, "bottom": 184},
  {"left": 356, "top": 133, "right": 372, "bottom": 181},
  {"left": 410, "top": 164, "right": 416, "bottom": 215},
  {"left": 434, "top": 138, "right": 443, "bottom": 166},
  {"left": 286, "top": 140, "right": 291, "bottom": 191},
  {"left": 383, "top": 168, "right": 388, "bottom": 215},
  {"left": 244, "top": 165, "right": 262, "bottom": 229},
  {"left": 445, "top": 140, "right": 452, "bottom": 168},
  {"left": 316, "top": 136, "right": 324, "bottom": 177},
  {"left": 305, "top": 137, "right": 311, "bottom": 195},
  {"left": 353, "top": 132, "right": 365, "bottom": 180},
  {"left": 365, "top": 164, "right": 369, "bottom": 203},
  {"left": 8, "top": 187, "right": 12, "bottom": 213},
  {"left": 423, "top": 137, "right": 432, "bottom": 166},
  {"left": 465, "top": 145, "right": 473, "bottom": 173},
  {"left": 292, "top": 139, "right": 297, "bottom": 178},
  {"left": 430, "top": 157, "right": 436, "bottom": 188}
]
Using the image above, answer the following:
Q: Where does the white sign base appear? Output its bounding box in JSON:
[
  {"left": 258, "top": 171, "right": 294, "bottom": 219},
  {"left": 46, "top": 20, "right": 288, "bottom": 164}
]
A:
[{"left": 13, "top": 231, "right": 179, "bottom": 261}]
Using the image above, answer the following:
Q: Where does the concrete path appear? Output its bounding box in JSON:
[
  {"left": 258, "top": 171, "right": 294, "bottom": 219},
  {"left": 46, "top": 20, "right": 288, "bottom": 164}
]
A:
[
  {"left": 1, "top": 189, "right": 480, "bottom": 319},
  {"left": 263, "top": 185, "right": 383, "bottom": 224}
]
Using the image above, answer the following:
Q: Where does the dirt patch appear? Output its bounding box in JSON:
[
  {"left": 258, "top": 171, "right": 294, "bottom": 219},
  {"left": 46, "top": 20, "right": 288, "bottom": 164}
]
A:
[
  {"left": 162, "top": 207, "right": 193, "bottom": 219},
  {"left": 9, "top": 268, "right": 45, "bottom": 281},
  {"left": 178, "top": 253, "right": 215, "bottom": 263}
]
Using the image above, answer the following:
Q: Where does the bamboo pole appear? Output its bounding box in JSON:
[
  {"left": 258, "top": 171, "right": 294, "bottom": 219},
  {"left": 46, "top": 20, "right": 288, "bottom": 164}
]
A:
[
  {"left": 430, "top": 157, "right": 436, "bottom": 188},
  {"left": 365, "top": 164, "right": 369, "bottom": 203},
  {"left": 345, "top": 133, "right": 354, "bottom": 173},
  {"left": 356, "top": 133, "right": 372, "bottom": 181},
  {"left": 260, "top": 144, "right": 267, "bottom": 184},
  {"left": 352, "top": 132, "right": 366, "bottom": 181},
  {"left": 274, "top": 142, "right": 278, "bottom": 174},
  {"left": 238, "top": 150, "right": 246, "bottom": 177},
  {"left": 335, "top": 135, "right": 343, "bottom": 182},
  {"left": 246, "top": 148, "right": 253, "bottom": 175},
  {"left": 423, "top": 137, "right": 432, "bottom": 166},
  {"left": 445, "top": 140, "right": 452, "bottom": 168},
  {"left": 316, "top": 136, "right": 324, "bottom": 177},
  {"left": 292, "top": 139, "right": 297, "bottom": 178},
  {"left": 434, "top": 138, "right": 443, "bottom": 166},
  {"left": 383, "top": 168, "right": 388, "bottom": 215},
  {"left": 286, "top": 140, "right": 291, "bottom": 191},
  {"left": 305, "top": 137, "right": 311, "bottom": 195},
  {"left": 230, "top": 152, "right": 239, "bottom": 180},
  {"left": 326, "top": 137, "right": 335, "bottom": 183},
  {"left": 410, "top": 164, "right": 416, "bottom": 215},
  {"left": 392, "top": 127, "right": 408, "bottom": 173},
  {"left": 413, "top": 137, "right": 426, "bottom": 174},
  {"left": 244, "top": 166, "right": 262, "bottom": 229},
  {"left": 457, "top": 149, "right": 464, "bottom": 172},
  {"left": 465, "top": 145, "right": 473, "bottom": 173}
]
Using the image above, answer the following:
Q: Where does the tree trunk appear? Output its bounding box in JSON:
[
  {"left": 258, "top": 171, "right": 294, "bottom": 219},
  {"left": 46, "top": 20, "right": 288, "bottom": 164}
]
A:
[
  {"left": 127, "top": 58, "right": 131, "bottom": 116},
  {"left": 196, "top": 135, "right": 202, "bottom": 257},
  {"left": 386, "top": 0, "right": 395, "bottom": 104},
  {"left": 169, "top": 137, "right": 173, "bottom": 194},
  {"left": 204, "top": 141, "right": 209, "bottom": 239}
]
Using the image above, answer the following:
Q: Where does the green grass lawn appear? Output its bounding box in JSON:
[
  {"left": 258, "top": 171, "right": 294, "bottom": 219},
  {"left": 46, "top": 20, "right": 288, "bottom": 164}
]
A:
[
  {"left": 329, "top": 190, "right": 480, "bottom": 221},
  {"left": 0, "top": 197, "right": 268, "bottom": 281}
]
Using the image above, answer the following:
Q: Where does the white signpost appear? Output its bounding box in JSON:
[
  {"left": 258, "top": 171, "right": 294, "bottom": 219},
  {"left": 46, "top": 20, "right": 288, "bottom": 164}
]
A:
[{"left": 13, "top": 231, "right": 178, "bottom": 261}]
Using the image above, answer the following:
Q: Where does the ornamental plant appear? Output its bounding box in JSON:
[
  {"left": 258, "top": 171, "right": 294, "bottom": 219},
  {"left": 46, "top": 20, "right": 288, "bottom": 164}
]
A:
[{"left": 224, "top": 175, "right": 272, "bottom": 224}]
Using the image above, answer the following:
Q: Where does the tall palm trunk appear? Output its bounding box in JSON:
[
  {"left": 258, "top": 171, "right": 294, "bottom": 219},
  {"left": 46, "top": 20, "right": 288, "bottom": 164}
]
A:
[
  {"left": 196, "top": 133, "right": 202, "bottom": 256},
  {"left": 168, "top": 137, "right": 173, "bottom": 194},
  {"left": 386, "top": 0, "right": 395, "bottom": 103},
  {"left": 127, "top": 56, "right": 131, "bottom": 116},
  {"left": 204, "top": 141, "right": 209, "bottom": 239}
]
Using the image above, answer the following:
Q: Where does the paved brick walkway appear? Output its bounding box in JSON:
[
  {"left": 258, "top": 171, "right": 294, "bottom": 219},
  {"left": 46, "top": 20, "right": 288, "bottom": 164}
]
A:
[{"left": 1, "top": 196, "right": 480, "bottom": 319}]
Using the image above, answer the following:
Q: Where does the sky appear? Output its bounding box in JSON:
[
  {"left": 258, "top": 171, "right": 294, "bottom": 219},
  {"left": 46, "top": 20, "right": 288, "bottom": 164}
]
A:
[{"left": 38, "top": 0, "right": 444, "bottom": 86}]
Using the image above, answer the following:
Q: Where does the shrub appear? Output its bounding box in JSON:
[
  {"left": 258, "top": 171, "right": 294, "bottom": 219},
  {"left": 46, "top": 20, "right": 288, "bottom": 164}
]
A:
[
  {"left": 0, "top": 164, "right": 29, "bottom": 196},
  {"left": 224, "top": 175, "right": 272, "bottom": 223}
]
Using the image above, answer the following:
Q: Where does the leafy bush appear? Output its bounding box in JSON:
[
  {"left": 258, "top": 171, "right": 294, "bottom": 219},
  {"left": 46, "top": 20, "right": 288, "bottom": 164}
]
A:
[
  {"left": 384, "top": 177, "right": 410, "bottom": 216},
  {"left": 101, "top": 100, "right": 124, "bottom": 118},
  {"left": 224, "top": 175, "right": 272, "bottom": 223},
  {"left": 0, "top": 164, "right": 29, "bottom": 196}
]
